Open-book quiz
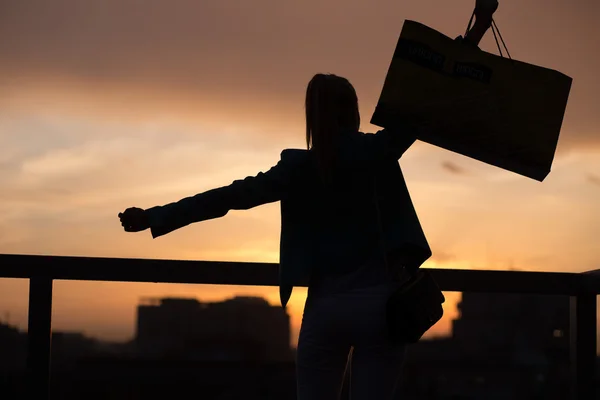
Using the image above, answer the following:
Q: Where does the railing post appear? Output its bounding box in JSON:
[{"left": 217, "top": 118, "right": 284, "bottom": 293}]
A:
[
  {"left": 569, "top": 294, "right": 597, "bottom": 400},
  {"left": 26, "top": 277, "right": 53, "bottom": 400}
]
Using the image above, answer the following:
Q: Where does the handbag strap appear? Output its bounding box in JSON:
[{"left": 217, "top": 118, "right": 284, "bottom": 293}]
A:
[
  {"left": 491, "top": 19, "right": 512, "bottom": 60},
  {"left": 465, "top": 7, "right": 512, "bottom": 60}
]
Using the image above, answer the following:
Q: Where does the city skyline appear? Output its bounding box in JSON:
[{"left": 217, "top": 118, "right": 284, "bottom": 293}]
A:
[{"left": 1, "top": 291, "right": 583, "bottom": 399}]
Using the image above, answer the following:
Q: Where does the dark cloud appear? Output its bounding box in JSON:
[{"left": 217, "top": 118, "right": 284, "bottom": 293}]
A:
[
  {"left": 441, "top": 161, "right": 468, "bottom": 175},
  {"left": 0, "top": 0, "right": 598, "bottom": 147},
  {"left": 587, "top": 174, "right": 600, "bottom": 186}
]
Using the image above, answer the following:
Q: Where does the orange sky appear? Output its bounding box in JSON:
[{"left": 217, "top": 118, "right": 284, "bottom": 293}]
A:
[{"left": 0, "top": 0, "right": 599, "bottom": 346}]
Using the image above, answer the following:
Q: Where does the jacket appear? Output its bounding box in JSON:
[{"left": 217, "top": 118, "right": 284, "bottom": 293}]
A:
[{"left": 145, "top": 127, "right": 432, "bottom": 307}]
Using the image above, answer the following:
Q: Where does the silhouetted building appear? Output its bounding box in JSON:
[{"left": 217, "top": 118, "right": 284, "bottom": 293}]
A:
[
  {"left": 51, "top": 332, "right": 103, "bottom": 367},
  {"left": 452, "top": 292, "right": 570, "bottom": 366},
  {"left": 135, "top": 296, "right": 292, "bottom": 362},
  {"left": 2, "top": 293, "right": 596, "bottom": 400},
  {"left": 0, "top": 322, "right": 26, "bottom": 371},
  {"left": 395, "top": 292, "right": 572, "bottom": 399}
]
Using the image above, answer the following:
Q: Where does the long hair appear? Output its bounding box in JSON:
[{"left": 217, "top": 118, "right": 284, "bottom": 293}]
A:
[{"left": 305, "top": 73, "right": 360, "bottom": 181}]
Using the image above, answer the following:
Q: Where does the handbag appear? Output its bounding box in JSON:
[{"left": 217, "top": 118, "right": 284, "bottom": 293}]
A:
[{"left": 373, "top": 177, "right": 445, "bottom": 344}]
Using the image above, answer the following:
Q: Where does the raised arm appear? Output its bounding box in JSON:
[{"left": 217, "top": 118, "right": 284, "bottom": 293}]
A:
[{"left": 339, "top": 125, "right": 417, "bottom": 164}]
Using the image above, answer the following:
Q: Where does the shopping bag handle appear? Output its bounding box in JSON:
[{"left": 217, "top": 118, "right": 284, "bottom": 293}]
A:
[{"left": 461, "top": 0, "right": 512, "bottom": 60}]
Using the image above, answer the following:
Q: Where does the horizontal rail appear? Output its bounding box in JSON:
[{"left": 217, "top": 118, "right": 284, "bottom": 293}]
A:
[{"left": 0, "top": 254, "right": 598, "bottom": 295}]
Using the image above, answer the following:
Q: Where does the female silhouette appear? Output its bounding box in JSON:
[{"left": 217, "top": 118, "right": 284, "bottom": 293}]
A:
[{"left": 118, "top": 73, "right": 431, "bottom": 399}]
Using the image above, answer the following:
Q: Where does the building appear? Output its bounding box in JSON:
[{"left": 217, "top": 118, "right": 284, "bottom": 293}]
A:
[
  {"left": 452, "top": 292, "right": 570, "bottom": 365},
  {"left": 0, "top": 322, "right": 26, "bottom": 371},
  {"left": 394, "top": 292, "right": 572, "bottom": 399},
  {"left": 135, "top": 296, "right": 292, "bottom": 362}
]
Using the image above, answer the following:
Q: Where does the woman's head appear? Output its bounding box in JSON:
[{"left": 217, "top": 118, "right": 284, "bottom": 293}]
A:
[{"left": 305, "top": 73, "right": 360, "bottom": 176}]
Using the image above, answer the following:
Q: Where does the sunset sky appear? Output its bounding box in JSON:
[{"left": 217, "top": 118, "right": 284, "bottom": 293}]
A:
[{"left": 0, "top": 0, "right": 599, "bottom": 346}]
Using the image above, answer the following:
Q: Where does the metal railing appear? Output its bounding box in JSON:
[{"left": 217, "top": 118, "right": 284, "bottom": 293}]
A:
[{"left": 0, "top": 253, "right": 598, "bottom": 399}]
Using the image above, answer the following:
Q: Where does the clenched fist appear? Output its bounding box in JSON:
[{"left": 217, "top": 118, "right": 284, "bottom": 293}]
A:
[{"left": 118, "top": 207, "right": 150, "bottom": 232}]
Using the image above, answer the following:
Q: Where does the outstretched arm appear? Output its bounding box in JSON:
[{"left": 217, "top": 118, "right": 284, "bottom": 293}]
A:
[{"left": 140, "top": 156, "right": 292, "bottom": 238}]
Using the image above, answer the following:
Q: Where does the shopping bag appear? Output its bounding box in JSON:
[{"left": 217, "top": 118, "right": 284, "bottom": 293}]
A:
[{"left": 371, "top": 20, "right": 573, "bottom": 181}]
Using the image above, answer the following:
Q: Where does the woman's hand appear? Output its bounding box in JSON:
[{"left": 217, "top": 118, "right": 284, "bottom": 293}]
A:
[{"left": 118, "top": 207, "right": 150, "bottom": 232}]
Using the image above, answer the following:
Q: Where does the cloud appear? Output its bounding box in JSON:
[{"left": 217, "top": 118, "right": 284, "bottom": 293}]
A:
[
  {"left": 0, "top": 115, "right": 289, "bottom": 227},
  {"left": 587, "top": 174, "right": 600, "bottom": 186},
  {"left": 441, "top": 161, "right": 468, "bottom": 175},
  {"left": 0, "top": 0, "right": 598, "bottom": 148}
]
